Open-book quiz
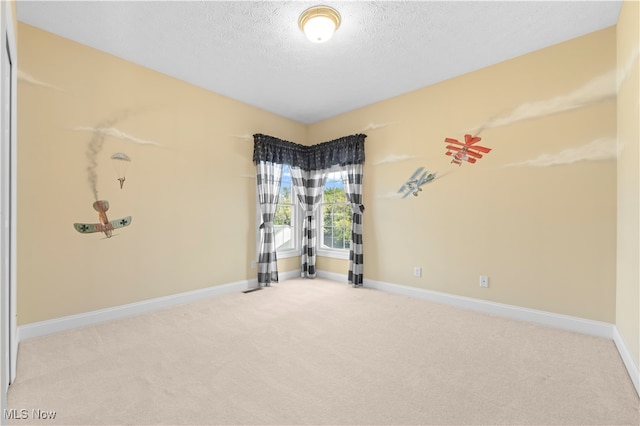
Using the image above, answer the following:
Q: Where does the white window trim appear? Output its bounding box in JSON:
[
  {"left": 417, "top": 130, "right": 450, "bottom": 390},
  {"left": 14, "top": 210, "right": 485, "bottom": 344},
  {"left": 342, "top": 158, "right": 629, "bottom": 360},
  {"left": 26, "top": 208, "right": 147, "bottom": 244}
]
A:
[
  {"left": 275, "top": 201, "right": 302, "bottom": 259},
  {"left": 254, "top": 173, "right": 303, "bottom": 261},
  {"left": 254, "top": 165, "right": 351, "bottom": 262},
  {"left": 316, "top": 167, "right": 351, "bottom": 260},
  {"left": 316, "top": 233, "right": 351, "bottom": 260}
]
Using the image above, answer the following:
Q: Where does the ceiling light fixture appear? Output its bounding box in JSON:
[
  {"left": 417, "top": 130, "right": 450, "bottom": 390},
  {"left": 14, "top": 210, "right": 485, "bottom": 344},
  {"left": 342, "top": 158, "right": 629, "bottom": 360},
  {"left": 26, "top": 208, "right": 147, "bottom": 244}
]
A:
[{"left": 298, "top": 5, "right": 341, "bottom": 43}]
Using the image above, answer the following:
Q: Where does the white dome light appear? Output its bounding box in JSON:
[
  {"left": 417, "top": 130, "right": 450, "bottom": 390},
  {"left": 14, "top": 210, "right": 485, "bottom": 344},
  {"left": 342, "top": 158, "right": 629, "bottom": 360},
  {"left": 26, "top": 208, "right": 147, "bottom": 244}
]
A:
[{"left": 299, "top": 6, "right": 341, "bottom": 44}]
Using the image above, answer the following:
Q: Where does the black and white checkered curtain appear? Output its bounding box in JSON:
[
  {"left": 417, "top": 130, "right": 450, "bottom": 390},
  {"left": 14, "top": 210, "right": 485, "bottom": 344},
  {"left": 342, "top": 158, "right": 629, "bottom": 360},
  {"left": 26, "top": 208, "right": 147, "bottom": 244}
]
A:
[
  {"left": 256, "top": 161, "right": 283, "bottom": 286},
  {"left": 254, "top": 133, "right": 366, "bottom": 285},
  {"left": 342, "top": 164, "right": 364, "bottom": 287},
  {"left": 290, "top": 167, "right": 327, "bottom": 278}
]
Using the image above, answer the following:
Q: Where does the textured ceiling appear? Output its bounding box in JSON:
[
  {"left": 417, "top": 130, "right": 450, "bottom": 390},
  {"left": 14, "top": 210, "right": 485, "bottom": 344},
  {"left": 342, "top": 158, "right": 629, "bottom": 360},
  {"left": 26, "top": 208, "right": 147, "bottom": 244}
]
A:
[{"left": 17, "top": 1, "right": 622, "bottom": 124}]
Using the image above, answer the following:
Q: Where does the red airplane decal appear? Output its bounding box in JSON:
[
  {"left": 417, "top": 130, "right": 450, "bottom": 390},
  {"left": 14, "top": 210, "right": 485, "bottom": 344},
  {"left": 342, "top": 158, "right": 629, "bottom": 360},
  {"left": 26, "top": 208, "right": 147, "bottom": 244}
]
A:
[{"left": 444, "top": 134, "right": 491, "bottom": 166}]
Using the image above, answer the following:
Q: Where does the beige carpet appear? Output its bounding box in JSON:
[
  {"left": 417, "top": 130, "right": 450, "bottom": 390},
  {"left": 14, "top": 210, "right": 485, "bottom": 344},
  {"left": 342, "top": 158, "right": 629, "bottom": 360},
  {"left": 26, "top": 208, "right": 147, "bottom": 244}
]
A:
[{"left": 7, "top": 278, "right": 639, "bottom": 425}]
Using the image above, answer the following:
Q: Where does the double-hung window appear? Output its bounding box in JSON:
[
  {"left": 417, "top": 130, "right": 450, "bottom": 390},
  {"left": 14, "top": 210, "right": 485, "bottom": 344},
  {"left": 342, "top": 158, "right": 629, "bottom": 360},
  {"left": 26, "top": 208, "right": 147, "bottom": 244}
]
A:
[
  {"left": 273, "top": 165, "right": 300, "bottom": 258},
  {"left": 317, "top": 169, "right": 351, "bottom": 260}
]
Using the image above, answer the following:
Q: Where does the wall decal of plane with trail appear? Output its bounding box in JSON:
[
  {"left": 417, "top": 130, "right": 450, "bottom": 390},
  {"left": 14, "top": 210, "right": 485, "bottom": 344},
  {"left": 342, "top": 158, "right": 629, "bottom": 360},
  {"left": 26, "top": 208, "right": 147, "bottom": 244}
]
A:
[
  {"left": 74, "top": 200, "right": 132, "bottom": 239},
  {"left": 444, "top": 134, "right": 492, "bottom": 166},
  {"left": 398, "top": 167, "right": 436, "bottom": 198}
]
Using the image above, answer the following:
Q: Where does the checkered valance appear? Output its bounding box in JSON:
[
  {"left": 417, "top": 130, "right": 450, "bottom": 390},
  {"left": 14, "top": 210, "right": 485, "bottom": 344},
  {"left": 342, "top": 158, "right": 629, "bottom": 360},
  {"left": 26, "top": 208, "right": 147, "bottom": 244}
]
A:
[{"left": 253, "top": 133, "right": 366, "bottom": 169}]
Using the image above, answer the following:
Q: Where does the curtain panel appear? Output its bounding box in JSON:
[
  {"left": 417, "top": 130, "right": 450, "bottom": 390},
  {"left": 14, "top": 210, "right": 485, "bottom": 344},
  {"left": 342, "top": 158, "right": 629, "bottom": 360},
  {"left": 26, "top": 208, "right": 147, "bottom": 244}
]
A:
[
  {"left": 290, "top": 167, "right": 327, "bottom": 278},
  {"left": 342, "top": 164, "right": 364, "bottom": 287},
  {"left": 256, "top": 161, "right": 283, "bottom": 286},
  {"left": 253, "top": 133, "right": 366, "bottom": 285}
]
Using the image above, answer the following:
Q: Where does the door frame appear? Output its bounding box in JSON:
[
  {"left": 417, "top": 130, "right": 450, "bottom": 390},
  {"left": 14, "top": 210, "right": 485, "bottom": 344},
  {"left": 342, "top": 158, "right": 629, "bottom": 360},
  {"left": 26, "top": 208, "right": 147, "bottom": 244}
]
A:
[{"left": 1, "top": 0, "right": 17, "bottom": 413}]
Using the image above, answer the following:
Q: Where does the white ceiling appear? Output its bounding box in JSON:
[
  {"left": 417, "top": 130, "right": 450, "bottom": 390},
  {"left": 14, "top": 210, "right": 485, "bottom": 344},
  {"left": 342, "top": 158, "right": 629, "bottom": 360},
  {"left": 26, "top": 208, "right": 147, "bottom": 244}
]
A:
[{"left": 16, "top": 1, "right": 622, "bottom": 124}]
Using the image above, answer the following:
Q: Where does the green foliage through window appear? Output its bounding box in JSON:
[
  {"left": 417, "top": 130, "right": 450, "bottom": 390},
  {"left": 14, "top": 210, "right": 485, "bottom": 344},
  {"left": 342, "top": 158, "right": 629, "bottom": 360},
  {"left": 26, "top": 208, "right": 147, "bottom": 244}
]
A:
[
  {"left": 274, "top": 166, "right": 293, "bottom": 251},
  {"left": 321, "top": 175, "right": 351, "bottom": 250}
]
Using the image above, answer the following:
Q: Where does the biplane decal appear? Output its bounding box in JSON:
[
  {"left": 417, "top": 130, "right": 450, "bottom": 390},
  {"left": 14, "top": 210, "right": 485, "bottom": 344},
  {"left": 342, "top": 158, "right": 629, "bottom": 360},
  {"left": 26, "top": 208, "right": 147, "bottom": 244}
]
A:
[
  {"left": 398, "top": 167, "right": 436, "bottom": 198},
  {"left": 445, "top": 134, "right": 492, "bottom": 166},
  {"left": 74, "top": 200, "right": 132, "bottom": 238}
]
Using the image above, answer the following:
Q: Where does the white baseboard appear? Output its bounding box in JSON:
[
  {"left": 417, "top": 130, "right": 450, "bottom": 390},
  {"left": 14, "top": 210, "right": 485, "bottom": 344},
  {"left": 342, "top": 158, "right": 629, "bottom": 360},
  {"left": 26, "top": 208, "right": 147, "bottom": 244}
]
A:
[
  {"left": 278, "top": 269, "right": 304, "bottom": 281},
  {"left": 613, "top": 326, "right": 640, "bottom": 397},
  {"left": 357, "top": 277, "right": 640, "bottom": 396},
  {"left": 362, "top": 278, "right": 614, "bottom": 339},
  {"left": 16, "top": 270, "right": 638, "bottom": 398},
  {"left": 19, "top": 279, "right": 252, "bottom": 341},
  {"left": 18, "top": 270, "right": 304, "bottom": 342},
  {"left": 316, "top": 270, "right": 350, "bottom": 283}
]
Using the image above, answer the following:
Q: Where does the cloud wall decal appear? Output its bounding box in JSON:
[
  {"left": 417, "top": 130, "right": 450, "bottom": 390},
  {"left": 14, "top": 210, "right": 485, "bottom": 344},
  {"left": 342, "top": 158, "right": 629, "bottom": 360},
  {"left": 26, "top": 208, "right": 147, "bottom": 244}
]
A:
[
  {"left": 72, "top": 126, "right": 162, "bottom": 147},
  {"left": 18, "top": 70, "right": 64, "bottom": 92},
  {"left": 373, "top": 154, "right": 416, "bottom": 166},
  {"left": 478, "top": 70, "right": 616, "bottom": 130},
  {"left": 504, "top": 138, "right": 616, "bottom": 167}
]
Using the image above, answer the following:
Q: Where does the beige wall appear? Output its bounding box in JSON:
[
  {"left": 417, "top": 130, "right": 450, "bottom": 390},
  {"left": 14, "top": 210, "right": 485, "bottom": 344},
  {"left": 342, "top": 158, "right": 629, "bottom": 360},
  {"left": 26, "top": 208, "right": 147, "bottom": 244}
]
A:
[
  {"left": 616, "top": 0, "right": 640, "bottom": 370},
  {"left": 310, "top": 27, "right": 618, "bottom": 323},
  {"left": 16, "top": 23, "right": 306, "bottom": 325},
  {"left": 17, "top": 22, "right": 624, "bottom": 330}
]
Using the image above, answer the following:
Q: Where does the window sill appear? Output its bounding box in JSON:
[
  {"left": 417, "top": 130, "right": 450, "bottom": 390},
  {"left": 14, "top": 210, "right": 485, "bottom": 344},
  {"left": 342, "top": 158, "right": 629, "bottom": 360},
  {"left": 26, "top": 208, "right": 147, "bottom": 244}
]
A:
[
  {"left": 277, "top": 249, "right": 299, "bottom": 259},
  {"left": 317, "top": 248, "right": 350, "bottom": 260}
]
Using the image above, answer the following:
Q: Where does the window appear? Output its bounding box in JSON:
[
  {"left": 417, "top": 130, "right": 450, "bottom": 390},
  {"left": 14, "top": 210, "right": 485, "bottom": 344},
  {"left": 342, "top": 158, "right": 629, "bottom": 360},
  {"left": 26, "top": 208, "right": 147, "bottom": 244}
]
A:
[
  {"left": 273, "top": 165, "right": 300, "bottom": 257},
  {"left": 317, "top": 170, "right": 351, "bottom": 259}
]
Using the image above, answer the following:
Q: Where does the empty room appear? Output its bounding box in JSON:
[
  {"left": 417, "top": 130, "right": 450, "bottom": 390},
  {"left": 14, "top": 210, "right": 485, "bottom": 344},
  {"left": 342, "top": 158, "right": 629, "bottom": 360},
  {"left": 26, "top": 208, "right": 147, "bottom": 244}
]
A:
[{"left": 1, "top": 1, "right": 639, "bottom": 425}]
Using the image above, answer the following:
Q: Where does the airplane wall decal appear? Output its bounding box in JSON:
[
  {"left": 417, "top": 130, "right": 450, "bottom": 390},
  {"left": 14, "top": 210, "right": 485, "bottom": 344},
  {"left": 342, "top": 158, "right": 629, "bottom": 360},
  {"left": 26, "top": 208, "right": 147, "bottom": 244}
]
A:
[
  {"left": 74, "top": 200, "right": 132, "bottom": 238},
  {"left": 398, "top": 167, "right": 436, "bottom": 198},
  {"left": 445, "top": 134, "right": 492, "bottom": 166}
]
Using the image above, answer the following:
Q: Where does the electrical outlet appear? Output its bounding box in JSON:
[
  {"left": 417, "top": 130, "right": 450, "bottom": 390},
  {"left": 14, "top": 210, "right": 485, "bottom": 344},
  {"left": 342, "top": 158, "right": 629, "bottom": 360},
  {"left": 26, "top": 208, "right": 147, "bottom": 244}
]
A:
[
  {"left": 479, "top": 275, "right": 489, "bottom": 288},
  {"left": 413, "top": 266, "right": 422, "bottom": 277},
  {"left": 251, "top": 260, "right": 257, "bottom": 269}
]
